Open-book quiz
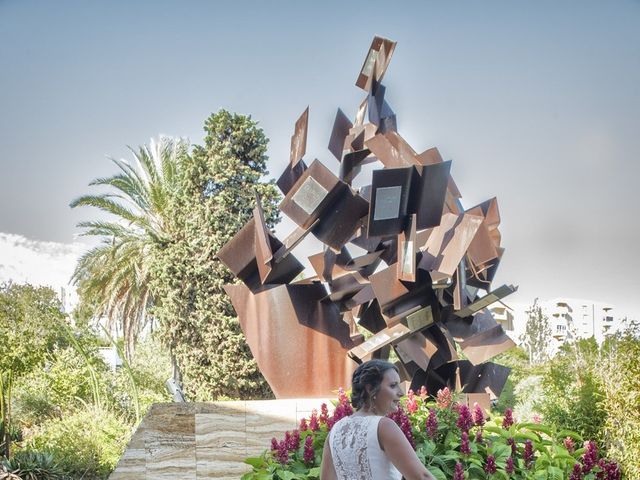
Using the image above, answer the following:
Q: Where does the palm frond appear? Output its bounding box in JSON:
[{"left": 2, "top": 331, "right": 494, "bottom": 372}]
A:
[
  {"left": 70, "top": 194, "right": 143, "bottom": 225},
  {"left": 72, "top": 136, "right": 188, "bottom": 361}
]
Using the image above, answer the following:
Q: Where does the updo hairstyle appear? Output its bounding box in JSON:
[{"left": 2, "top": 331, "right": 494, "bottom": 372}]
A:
[{"left": 350, "top": 359, "right": 398, "bottom": 410}]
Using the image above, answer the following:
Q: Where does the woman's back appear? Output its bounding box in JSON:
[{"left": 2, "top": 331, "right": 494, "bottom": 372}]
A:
[{"left": 328, "top": 415, "right": 402, "bottom": 480}]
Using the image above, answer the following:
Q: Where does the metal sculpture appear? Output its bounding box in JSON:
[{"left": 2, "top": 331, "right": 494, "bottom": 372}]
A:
[{"left": 218, "top": 36, "right": 517, "bottom": 400}]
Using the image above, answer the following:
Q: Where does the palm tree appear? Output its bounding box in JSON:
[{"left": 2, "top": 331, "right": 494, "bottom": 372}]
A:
[{"left": 71, "top": 136, "right": 188, "bottom": 362}]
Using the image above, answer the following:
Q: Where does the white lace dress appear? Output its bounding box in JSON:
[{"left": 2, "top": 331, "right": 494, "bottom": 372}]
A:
[{"left": 328, "top": 415, "right": 402, "bottom": 480}]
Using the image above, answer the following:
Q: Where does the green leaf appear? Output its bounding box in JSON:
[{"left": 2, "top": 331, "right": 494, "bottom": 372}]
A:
[
  {"left": 515, "top": 431, "right": 541, "bottom": 442},
  {"left": 557, "top": 430, "right": 583, "bottom": 442},
  {"left": 245, "top": 456, "right": 267, "bottom": 468},
  {"left": 492, "top": 444, "right": 511, "bottom": 462},
  {"left": 278, "top": 471, "right": 300, "bottom": 480},
  {"left": 484, "top": 425, "right": 507, "bottom": 436},
  {"left": 468, "top": 463, "right": 485, "bottom": 478},
  {"left": 426, "top": 467, "right": 447, "bottom": 480},
  {"left": 548, "top": 466, "right": 563, "bottom": 480},
  {"left": 242, "top": 471, "right": 273, "bottom": 480},
  {"left": 520, "top": 423, "right": 553, "bottom": 436},
  {"left": 494, "top": 470, "right": 510, "bottom": 480}
]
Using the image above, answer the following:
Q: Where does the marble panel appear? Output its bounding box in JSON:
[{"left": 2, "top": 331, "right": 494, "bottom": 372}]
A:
[
  {"left": 108, "top": 448, "right": 145, "bottom": 480},
  {"left": 146, "top": 435, "right": 197, "bottom": 479},
  {"left": 245, "top": 399, "right": 298, "bottom": 455},
  {"left": 196, "top": 447, "right": 252, "bottom": 479}
]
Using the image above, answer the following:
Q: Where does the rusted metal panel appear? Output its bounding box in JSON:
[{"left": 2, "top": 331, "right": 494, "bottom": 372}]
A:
[
  {"left": 290, "top": 106, "right": 309, "bottom": 167},
  {"left": 225, "top": 283, "right": 359, "bottom": 398}
]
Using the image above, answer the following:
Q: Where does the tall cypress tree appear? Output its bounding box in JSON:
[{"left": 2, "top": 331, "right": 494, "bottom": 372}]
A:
[{"left": 152, "top": 110, "right": 280, "bottom": 400}]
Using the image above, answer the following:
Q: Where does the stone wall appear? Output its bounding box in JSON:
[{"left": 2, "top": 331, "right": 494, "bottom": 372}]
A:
[{"left": 109, "top": 399, "right": 329, "bottom": 480}]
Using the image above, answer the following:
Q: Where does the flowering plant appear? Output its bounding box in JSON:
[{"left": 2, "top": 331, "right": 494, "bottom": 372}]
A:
[{"left": 242, "top": 387, "right": 621, "bottom": 479}]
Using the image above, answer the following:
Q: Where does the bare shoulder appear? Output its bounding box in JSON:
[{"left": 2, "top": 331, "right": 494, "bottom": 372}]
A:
[
  {"left": 378, "top": 416, "right": 403, "bottom": 436},
  {"left": 377, "top": 416, "right": 406, "bottom": 449}
]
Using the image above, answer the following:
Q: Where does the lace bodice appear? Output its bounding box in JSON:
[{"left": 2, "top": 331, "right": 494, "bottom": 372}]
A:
[{"left": 329, "top": 415, "right": 402, "bottom": 480}]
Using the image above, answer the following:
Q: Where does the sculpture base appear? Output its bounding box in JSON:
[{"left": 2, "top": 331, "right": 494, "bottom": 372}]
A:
[{"left": 109, "top": 399, "right": 330, "bottom": 480}]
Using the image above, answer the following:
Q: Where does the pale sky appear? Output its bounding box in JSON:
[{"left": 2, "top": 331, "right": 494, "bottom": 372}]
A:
[{"left": 1, "top": 1, "right": 639, "bottom": 319}]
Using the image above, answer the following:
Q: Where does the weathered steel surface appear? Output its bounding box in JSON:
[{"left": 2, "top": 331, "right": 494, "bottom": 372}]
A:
[
  {"left": 218, "top": 35, "right": 517, "bottom": 399},
  {"left": 224, "top": 284, "right": 358, "bottom": 398}
]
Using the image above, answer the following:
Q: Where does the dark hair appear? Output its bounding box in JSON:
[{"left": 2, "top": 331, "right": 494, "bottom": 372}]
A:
[{"left": 350, "top": 359, "right": 398, "bottom": 410}]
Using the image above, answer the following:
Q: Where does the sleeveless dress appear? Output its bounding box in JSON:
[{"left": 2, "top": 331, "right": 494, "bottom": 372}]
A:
[{"left": 328, "top": 415, "right": 402, "bottom": 480}]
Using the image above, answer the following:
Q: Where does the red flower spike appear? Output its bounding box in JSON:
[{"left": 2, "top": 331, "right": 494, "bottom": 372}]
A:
[
  {"left": 472, "top": 402, "right": 485, "bottom": 427},
  {"left": 506, "top": 456, "right": 514, "bottom": 474},
  {"left": 456, "top": 404, "right": 474, "bottom": 432},
  {"left": 502, "top": 408, "right": 514, "bottom": 429},
  {"left": 425, "top": 408, "right": 438, "bottom": 439},
  {"left": 454, "top": 462, "right": 464, "bottom": 480},
  {"left": 484, "top": 455, "right": 497, "bottom": 474},
  {"left": 303, "top": 435, "right": 315, "bottom": 465},
  {"left": 460, "top": 431, "right": 471, "bottom": 456}
]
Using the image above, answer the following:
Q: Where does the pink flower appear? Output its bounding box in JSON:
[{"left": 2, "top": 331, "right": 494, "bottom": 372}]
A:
[
  {"left": 532, "top": 413, "right": 542, "bottom": 424},
  {"left": 299, "top": 417, "right": 308, "bottom": 431},
  {"left": 426, "top": 408, "right": 438, "bottom": 439},
  {"left": 388, "top": 405, "right": 416, "bottom": 450},
  {"left": 460, "top": 431, "right": 471, "bottom": 455},
  {"left": 456, "top": 404, "right": 474, "bottom": 432},
  {"left": 303, "top": 435, "right": 315, "bottom": 465},
  {"left": 506, "top": 456, "right": 514, "bottom": 474},
  {"left": 406, "top": 389, "right": 418, "bottom": 414},
  {"left": 581, "top": 441, "right": 598, "bottom": 473},
  {"left": 436, "top": 387, "right": 452, "bottom": 408},
  {"left": 331, "top": 402, "right": 353, "bottom": 424},
  {"left": 337, "top": 387, "right": 349, "bottom": 405},
  {"left": 275, "top": 439, "right": 289, "bottom": 465},
  {"left": 563, "top": 436, "right": 575, "bottom": 453},
  {"left": 319, "top": 403, "right": 329, "bottom": 424},
  {"left": 484, "top": 455, "right": 497, "bottom": 474},
  {"left": 454, "top": 462, "right": 464, "bottom": 480},
  {"left": 502, "top": 408, "right": 514, "bottom": 429},
  {"left": 472, "top": 402, "right": 485, "bottom": 427},
  {"left": 309, "top": 409, "right": 320, "bottom": 431},
  {"left": 326, "top": 417, "right": 336, "bottom": 430},
  {"left": 325, "top": 396, "right": 354, "bottom": 432},
  {"left": 570, "top": 463, "right": 583, "bottom": 480},
  {"left": 286, "top": 430, "right": 300, "bottom": 451},
  {"left": 596, "top": 459, "right": 621, "bottom": 480}
]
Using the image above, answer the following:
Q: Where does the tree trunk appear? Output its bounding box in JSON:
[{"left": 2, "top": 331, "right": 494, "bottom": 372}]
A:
[
  {"left": 1, "top": 374, "right": 11, "bottom": 459},
  {"left": 1, "top": 390, "right": 7, "bottom": 458},
  {"left": 171, "top": 351, "right": 182, "bottom": 387}
]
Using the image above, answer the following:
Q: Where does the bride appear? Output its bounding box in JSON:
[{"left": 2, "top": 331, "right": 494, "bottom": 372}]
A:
[{"left": 321, "top": 359, "right": 436, "bottom": 480}]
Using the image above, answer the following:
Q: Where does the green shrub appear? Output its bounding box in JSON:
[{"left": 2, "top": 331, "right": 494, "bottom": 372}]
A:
[
  {"left": 537, "top": 338, "right": 607, "bottom": 449},
  {"left": 601, "top": 332, "right": 640, "bottom": 478},
  {"left": 106, "top": 335, "right": 171, "bottom": 422},
  {"left": 512, "top": 375, "right": 544, "bottom": 423},
  {"left": 12, "top": 373, "right": 59, "bottom": 426},
  {"left": 45, "top": 346, "right": 108, "bottom": 411},
  {"left": 27, "top": 407, "right": 131, "bottom": 479},
  {"left": 13, "top": 344, "right": 111, "bottom": 426},
  {"left": 493, "top": 347, "right": 542, "bottom": 415}
]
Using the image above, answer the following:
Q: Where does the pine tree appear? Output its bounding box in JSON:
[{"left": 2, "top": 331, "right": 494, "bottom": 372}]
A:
[{"left": 152, "top": 110, "right": 280, "bottom": 400}]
